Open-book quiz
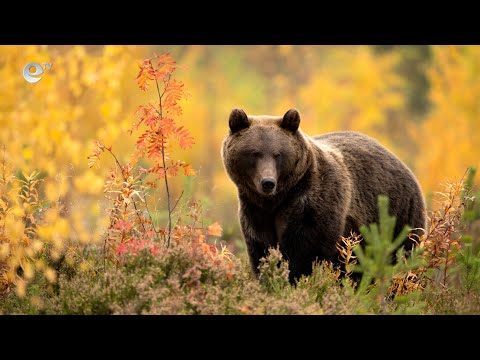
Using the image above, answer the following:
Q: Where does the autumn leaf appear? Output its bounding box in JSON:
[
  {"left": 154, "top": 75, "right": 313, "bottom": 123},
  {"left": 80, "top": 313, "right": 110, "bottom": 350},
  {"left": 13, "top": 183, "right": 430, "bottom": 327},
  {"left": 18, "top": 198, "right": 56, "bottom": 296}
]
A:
[
  {"left": 174, "top": 126, "right": 195, "bottom": 149},
  {"left": 133, "top": 105, "right": 158, "bottom": 130},
  {"left": 154, "top": 53, "right": 176, "bottom": 78},
  {"left": 183, "top": 163, "right": 196, "bottom": 176},
  {"left": 159, "top": 117, "right": 177, "bottom": 135},
  {"left": 153, "top": 53, "right": 187, "bottom": 79},
  {"left": 114, "top": 220, "right": 134, "bottom": 232},
  {"left": 87, "top": 140, "right": 107, "bottom": 168},
  {"left": 136, "top": 59, "right": 156, "bottom": 91},
  {"left": 207, "top": 222, "right": 223, "bottom": 237},
  {"left": 147, "top": 135, "right": 167, "bottom": 160},
  {"left": 146, "top": 181, "right": 157, "bottom": 188},
  {"left": 163, "top": 79, "right": 190, "bottom": 115},
  {"left": 115, "top": 243, "right": 128, "bottom": 255},
  {"left": 167, "top": 164, "right": 179, "bottom": 177}
]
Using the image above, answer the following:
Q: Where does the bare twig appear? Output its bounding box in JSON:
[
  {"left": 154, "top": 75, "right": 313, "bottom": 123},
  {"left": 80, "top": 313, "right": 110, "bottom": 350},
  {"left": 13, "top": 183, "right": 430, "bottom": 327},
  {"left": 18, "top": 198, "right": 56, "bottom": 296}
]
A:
[{"left": 171, "top": 190, "right": 184, "bottom": 213}]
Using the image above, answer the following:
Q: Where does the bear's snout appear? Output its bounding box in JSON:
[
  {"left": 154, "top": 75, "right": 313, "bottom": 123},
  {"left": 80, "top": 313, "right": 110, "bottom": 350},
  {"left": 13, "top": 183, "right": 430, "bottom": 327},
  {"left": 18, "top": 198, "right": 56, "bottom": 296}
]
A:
[{"left": 261, "top": 178, "right": 276, "bottom": 193}]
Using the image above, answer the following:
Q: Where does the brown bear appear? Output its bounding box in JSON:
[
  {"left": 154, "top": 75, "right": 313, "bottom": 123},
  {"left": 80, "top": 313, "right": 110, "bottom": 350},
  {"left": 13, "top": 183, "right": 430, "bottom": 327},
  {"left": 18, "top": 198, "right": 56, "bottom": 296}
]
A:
[{"left": 221, "top": 108, "right": 426, "bottom": 283}]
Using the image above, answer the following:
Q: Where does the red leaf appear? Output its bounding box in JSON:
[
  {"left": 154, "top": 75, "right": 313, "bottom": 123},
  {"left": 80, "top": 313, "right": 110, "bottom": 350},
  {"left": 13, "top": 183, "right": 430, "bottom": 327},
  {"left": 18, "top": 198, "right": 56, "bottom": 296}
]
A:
[
  {"left": 207, "top": 222, "right": 223, "bottom": 237},
  {"left": 167, "top": 164, "right": 179, "bottom": 177},
  {"left": 133, "top": 105, "right": 158, "bottom": 130},
  {"left": 146, "top": 181, "right": 157, "bottom": 188},
  {"left": 154, "top": 53, "right": 176, "bottom": 66},
  {"left": 163, "top": 80, "right": 190, "bottom": 116},
  {"left": 159, "top": 117, "right": 176, "bottom": 135},
  {"left": 174, "top": 126, "right": 195, "bottom": 149},
  {"left": 115, "top": 243, "right": 128, "bottom": 255},
  {"left": 114, "top": 221, "right": 134, "bottom": 232}
]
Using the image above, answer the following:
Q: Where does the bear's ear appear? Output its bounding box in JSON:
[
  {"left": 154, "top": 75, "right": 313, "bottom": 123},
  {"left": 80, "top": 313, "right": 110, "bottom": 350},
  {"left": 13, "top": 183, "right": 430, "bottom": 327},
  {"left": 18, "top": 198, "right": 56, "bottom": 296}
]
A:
[
  {"left": 281, "top": 109, "right": 301, "bottom": 133},
  {"left": 229, "top": 108, "right": 250, "bottom": 134}
]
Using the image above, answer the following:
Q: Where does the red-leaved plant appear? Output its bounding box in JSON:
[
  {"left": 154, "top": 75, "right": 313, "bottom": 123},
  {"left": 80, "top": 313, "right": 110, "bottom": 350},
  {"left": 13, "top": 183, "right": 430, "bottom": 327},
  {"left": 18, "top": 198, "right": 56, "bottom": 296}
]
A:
[{"left": 88, "top": 53, "right": 216, "bottom": 266}]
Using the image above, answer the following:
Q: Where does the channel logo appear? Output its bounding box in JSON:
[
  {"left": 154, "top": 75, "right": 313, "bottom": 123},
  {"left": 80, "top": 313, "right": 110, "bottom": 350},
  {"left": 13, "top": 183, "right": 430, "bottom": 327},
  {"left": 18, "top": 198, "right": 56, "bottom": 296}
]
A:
[{"left": 23, "top": 62, "right": 53, "bottom": 83}]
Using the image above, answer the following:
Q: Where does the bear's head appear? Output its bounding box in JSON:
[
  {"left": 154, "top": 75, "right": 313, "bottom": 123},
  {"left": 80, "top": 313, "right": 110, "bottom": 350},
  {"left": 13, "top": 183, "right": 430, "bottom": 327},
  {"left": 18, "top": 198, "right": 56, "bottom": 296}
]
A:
[{"left": 221, "top": 108, "right": 312, "bottom": 201}]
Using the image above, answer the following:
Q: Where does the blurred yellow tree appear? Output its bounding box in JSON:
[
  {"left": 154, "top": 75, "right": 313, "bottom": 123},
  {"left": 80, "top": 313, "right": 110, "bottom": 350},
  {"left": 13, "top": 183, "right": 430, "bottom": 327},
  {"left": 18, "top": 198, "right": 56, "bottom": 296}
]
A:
[
  {"left": 0, "top": 45, "right": 151, "bottom": 294},
  {"left": 297, "top": 46, "right": 405, "bottom": 146},
  {"left": 411, "top": 45, "right": 480, "bottom": 195}
]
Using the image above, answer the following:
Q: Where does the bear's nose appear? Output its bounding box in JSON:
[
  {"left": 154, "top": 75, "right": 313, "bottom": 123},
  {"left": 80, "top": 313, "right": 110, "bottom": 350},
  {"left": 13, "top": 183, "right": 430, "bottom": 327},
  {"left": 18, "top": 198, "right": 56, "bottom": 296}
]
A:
[{"left": 261, "top": 178, "right": 276, "bottom": 192}]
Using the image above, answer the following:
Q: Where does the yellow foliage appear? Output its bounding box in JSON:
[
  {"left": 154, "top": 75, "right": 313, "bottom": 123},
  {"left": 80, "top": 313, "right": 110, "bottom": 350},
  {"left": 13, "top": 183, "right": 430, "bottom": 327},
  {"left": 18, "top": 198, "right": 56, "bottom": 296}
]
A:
[
  {"left": 0, "top": 243, "right": 9, "bottom": 259},
  {"left": 297, "top": 47, "right": 404, "bottom": 143},
  {"left": 23, "top": 262, "right": 34, "bottom": 280},
  {"left": 74, "top": 171, "right": 104, "bottom": 194},
  {"left": 412, "top": 45, "right": 480, "bottom": 195},
  {"left": 1, "top": 45, "right": 149, "bottom": 227},
  {"left": 79, "top": 261, "right": 90, "bottom": 272},
  {"left": 0, "top": 163, "right": 62, "bottom": 296},
  {"left": 15, "top": 279, "right": 26, "bottom": 297},
  {"left": 44, "top": 267, "right": 57, "bottom": 283},
  {"left": 0, "top": 45, "right": 152, "bottom": 296}
]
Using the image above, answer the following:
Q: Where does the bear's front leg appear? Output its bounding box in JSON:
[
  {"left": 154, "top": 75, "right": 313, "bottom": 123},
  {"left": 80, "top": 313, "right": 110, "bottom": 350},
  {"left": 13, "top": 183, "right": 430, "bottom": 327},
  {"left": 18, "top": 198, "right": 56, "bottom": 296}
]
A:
[
  {"left": 239, "top": 200, "right": 278, "bottom": 277},
  {"left": 278, "top": 204, "right": 345, "bottom": 283},
  {"left": 245, "top": 237, "right": 269, "bottom": 276}
]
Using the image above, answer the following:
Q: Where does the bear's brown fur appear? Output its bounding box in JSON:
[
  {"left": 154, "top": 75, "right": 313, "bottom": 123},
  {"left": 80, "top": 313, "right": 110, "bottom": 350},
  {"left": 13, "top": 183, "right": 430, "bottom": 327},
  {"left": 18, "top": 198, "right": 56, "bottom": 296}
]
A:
[{"left": 221, "top": 108, "right": 426, "bottom": 282}]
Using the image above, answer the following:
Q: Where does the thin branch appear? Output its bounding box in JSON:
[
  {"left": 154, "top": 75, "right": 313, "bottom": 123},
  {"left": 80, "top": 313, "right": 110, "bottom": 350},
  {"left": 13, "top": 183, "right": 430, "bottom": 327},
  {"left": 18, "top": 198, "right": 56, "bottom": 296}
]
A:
[
  {"left": 171, "top": 190, "right": 184, "bottom": 213},
  {"left": 155, "top": 72, "right": 172, "bottom": 118},
  {"left": 155, "top": 76, "right": 173, "bottom": 247}
]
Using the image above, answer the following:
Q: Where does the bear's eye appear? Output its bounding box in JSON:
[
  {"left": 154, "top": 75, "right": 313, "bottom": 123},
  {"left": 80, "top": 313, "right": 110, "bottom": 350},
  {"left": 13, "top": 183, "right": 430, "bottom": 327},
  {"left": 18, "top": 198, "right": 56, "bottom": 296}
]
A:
[
  {"left": 251, "top": 151, "right": 261, "bottom": 158},
  {"left": 274, "top": 153, "right": 281, "bottom": 159}
]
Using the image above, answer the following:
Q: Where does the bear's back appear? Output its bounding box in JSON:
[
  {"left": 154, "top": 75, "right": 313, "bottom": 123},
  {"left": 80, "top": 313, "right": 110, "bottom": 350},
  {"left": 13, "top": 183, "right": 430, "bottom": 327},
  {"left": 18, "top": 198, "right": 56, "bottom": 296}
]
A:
[
  {"left": 312, "top": 131, "right": 406, "bottom": 174},
  {"left": 313, "top": 131, "right": 389, "bottom": 155},
  {"left": 311, "top": 131, "right": 425, "bottom": 231}
]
